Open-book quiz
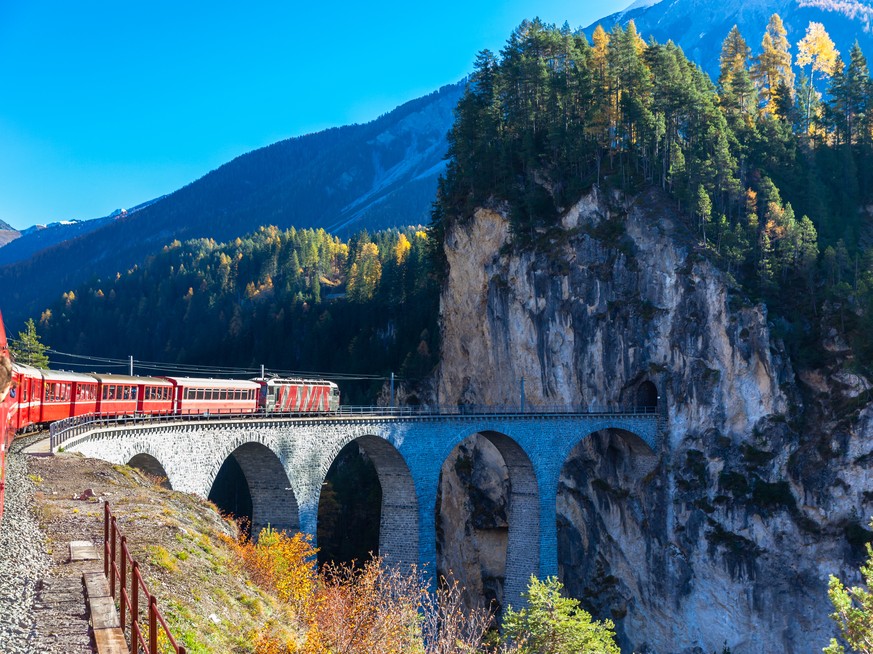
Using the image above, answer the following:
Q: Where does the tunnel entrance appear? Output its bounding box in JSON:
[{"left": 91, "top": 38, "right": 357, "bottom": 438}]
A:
[
  {"left": 636, "top": 381, "right": 658, "bottom": 410},
  {"left": 317, "top": 441, "right": 382, "bottom": 567},
  {"left": 208, "top": 455, "right": 253, "bottom": 537},
  {"left": 127, "top": 453, "right": 172, "bottom": 489}
]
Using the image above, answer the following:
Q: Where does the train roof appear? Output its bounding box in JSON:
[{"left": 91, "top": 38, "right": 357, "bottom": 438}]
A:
[
  {"left": 12, "top": 363, "right": 44, "bottom": 375},
  {"left": 41, "top": 369, "right": 101, "bottom": 382},
  {"left": 163, "top": 377, "right": 260, "bottom": 389},
  {"left": 254, "top": 377, "right": 338, "bottom": 387},
  {"left": 90, "top": 374, "right": 171, "bottom": 386}
]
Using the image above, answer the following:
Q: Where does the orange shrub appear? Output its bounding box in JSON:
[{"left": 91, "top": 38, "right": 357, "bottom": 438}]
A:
[{"left": 224, "top": 526, "right": 317, "bottom": 615}]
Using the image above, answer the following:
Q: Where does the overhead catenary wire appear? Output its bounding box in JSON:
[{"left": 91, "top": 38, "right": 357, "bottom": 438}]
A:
[{"left": 42, "top": 346, "right": 399, "bottom": 382}]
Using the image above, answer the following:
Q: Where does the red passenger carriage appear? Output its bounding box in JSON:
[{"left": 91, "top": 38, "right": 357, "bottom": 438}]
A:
[
  {"left": 41, "top": 370, "right": 98, "bottom": 422},
  {"left": 92, "top": 374, "right": 140, "bottom": 416},
  {"left": 11, "top": 364, "right": 42, "bottom": 430},
  {"left": 164, "top": 377, "right": 259, "bottom": 415},
  {"left": 138, "top": 377, "right": 174, "bottom": 415}
]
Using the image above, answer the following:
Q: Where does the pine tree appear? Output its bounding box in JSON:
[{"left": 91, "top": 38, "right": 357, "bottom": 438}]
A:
[
  {"left": 502, "top": 576, "right": 621, "bottom": 654},
  {"left": 719, "top": 26, "right": 757, "bottom": 120},
  {"left": 12, "top": 318, "right": 49, "bottom": 368}
]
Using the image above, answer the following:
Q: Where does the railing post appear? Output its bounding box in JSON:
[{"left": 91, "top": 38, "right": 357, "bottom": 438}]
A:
[
  {"left": 149, "top": 595, "right": 158, "bottom": 654},
  {"left": 110, "top": 516, "right": 117, "bottom": 598},
  {"left": 103, "top": 502, "right": 110, "bottom": 578},
  {"left": 120, "top": 536, "right": 127, "bottom": 631},
  {"left": 131, "top": 562, "right": 140, "bottom": 654}
]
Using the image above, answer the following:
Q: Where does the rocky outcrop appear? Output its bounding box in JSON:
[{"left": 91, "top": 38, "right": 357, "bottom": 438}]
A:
[{"left": 432, "top": 187, "right": 873, "bottom": 653}]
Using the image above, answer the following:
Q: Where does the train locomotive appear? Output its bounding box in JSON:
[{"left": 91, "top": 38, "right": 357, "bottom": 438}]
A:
[{"left": 0, "top": 310, "right": 340, "bottom": 518}]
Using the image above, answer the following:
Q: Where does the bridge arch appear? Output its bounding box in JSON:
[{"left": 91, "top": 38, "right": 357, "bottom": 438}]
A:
[
  {"left": 437, "top": 428, "right": 539, "bottom": 613},
  {"left": 208, "top": 440, "right": 299, "bottom": 539},
  {"left": 127, "top": 453, "right": 172, "bottom": 489},
  {"left": 317, "top": 433, "right": 418, "bottom": 567},
  {"left": 555, "top": 426, "right": 660, "bottom": 639}
]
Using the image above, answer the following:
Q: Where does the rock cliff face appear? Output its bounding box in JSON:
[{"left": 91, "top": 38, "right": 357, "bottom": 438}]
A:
[{"left": 432, "top": 188, "right": 873, "bottom": 653}]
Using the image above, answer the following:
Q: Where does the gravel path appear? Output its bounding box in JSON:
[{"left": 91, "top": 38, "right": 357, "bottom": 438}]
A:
[{"left": 0, "top": 434, "right": 93, "bottom": 654}]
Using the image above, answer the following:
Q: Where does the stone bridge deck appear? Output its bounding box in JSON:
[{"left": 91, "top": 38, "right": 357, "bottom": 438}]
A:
[{"left": 51, "top": 407, "right": 660, "bottom": 608}]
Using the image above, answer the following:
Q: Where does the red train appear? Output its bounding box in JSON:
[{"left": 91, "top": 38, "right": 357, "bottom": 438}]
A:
[
  {"left": 5, "top": 367, "right": 340, "bottom": 433},
  {"left": 0, "top": 311, "right": 341, "bottom": 519}
]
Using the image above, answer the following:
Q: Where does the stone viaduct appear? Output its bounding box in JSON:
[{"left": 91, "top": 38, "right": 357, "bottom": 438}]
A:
[{"left": 52, "top": 410, "right": 659, "bottom": 608}]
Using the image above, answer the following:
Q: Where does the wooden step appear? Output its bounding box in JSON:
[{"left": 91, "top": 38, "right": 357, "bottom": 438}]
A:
[
  {"left": 93, "top": 626, "right": 127, "bottom": 653},
  {"left": 81, "top": 564, "right": 129, "bottom": 654},
  {"left": 69, "top": 540, "right": 99, "bottom": 562}
]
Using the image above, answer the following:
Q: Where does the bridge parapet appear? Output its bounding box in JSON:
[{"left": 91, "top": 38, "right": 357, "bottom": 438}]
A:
[{"left": 50, "top": 405, "right": 659, "bottom": 452}]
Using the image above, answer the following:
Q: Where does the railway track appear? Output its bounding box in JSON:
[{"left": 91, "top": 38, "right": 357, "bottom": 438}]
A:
[{"left": 0, "top": 430, "right": 93, "bottom": 653}]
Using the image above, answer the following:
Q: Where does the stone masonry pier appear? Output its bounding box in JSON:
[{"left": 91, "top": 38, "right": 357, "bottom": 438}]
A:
[{"left": 54, "top": 411, "right": 659, "bottom": 609}]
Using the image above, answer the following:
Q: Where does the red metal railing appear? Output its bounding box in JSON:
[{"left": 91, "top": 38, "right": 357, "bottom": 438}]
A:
[{"left": 104, "top": 501, "right": 187, "bottom": 654}]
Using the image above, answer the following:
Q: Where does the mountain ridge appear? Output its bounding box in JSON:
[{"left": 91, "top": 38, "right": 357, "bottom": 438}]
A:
[{"left": 0, "top": 82, "right": 462, "bottom": 328}]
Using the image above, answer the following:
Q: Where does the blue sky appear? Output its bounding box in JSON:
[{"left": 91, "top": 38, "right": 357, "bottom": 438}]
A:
[{"left": 0, "top": 1, "right": 629, "bottom": 230}]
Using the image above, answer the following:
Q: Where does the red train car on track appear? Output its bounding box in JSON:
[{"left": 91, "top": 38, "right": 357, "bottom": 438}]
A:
[
  {"left": 11, "top": 364, "right": 41, "bottom": 431},
  {"left": 40, "top": 370, "right": 100, "bottom": 423},
  {"left": 0, "top": 305, "right": 342, "bottom": 519},
  {"left": 165, "top": 377, "right": 260, "bottom": 415}
]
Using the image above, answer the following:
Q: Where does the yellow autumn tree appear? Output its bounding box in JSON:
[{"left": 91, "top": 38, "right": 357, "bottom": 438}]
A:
[
  {"left": 589, "top": 24, "right": 612, "bottom": 167},
  {"left": 393, "top": 234, "right": 411, "bottom": 265},
  {"left": 752, "top": 14, "right": 795, "bottom": 115},
  {"left": 348, "top": 242, "right": 381, "bottom": 302},
  {"left": 796, "top": 21, "right": 839, "bottom": 133}
]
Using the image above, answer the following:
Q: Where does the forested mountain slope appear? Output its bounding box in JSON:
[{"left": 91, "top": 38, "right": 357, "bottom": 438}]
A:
[
  {"left": 0, "top": 83, "right": 461, "bottom": 328},
  {"left": 38, "top": 226, "right": 439, "bottom": 404}
]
